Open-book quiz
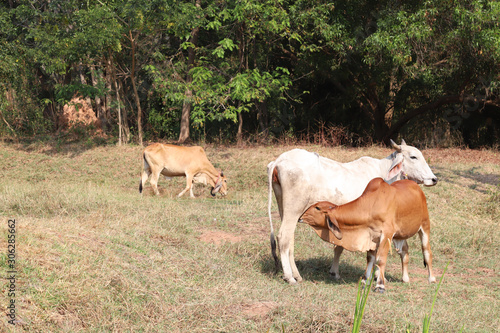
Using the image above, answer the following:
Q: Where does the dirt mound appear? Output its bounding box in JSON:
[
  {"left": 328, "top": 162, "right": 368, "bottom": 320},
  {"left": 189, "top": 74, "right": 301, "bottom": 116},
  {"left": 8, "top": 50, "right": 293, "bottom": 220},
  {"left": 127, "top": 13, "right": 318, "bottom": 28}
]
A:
[{"left": 58, "top": 96, "right": 101, "bottom": 131}]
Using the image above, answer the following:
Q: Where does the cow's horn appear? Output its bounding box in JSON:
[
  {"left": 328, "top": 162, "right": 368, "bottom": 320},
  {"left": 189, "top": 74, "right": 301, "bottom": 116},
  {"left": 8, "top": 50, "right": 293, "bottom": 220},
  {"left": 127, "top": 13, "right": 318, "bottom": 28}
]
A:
[
  {"left": 211, "top": 181, "right": 223, "bottom": 196},
  {"left": 390, "top": 139, "right": 402, "bottom": 152}
]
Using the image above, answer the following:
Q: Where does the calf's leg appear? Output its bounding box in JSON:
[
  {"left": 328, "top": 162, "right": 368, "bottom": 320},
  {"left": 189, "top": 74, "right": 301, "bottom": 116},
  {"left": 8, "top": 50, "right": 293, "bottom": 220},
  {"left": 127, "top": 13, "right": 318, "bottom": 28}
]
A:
[
  {"left": 329, "top": 246, "right": 344, "bottom": 280},
  {"left": 393, "top": 239, "right": 410, "bottom": 282}
]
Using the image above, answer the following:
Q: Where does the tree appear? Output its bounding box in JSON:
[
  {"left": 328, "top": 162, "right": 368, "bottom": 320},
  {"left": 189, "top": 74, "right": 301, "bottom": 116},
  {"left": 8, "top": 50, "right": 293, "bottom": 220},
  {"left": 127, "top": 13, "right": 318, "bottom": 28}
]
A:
[{"left": 287, "top": 0, "right": 500, "bottom": 143}]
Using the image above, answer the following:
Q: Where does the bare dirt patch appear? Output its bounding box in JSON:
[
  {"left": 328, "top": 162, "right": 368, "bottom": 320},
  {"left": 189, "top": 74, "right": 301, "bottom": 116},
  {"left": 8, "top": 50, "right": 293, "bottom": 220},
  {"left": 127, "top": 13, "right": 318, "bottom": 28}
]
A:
[
  {"left": 199, "top": 213, "right": 277, "bottom": 246},
  {"left": 240, "top": 301, "right": 279, "bottom": 318},
  {"left": 199, "top": 230, "right": 243, "bottom": 245}
]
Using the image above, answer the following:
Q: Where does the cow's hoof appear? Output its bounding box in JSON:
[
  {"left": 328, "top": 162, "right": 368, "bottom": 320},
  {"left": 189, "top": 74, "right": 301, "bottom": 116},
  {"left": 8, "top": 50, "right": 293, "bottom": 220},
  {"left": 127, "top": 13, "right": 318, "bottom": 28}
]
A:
[
  {"left": 429, "top": 276, "right": 436, "bottom": 283},
  {"left": 283, "top": 276, "right": 297, "bottom": 285},
  {"left": 374, "top": 287, "right": 385, "bottom": 293},
  {"left": 329, "top": 272, "right": 341, "bottom": 280}
]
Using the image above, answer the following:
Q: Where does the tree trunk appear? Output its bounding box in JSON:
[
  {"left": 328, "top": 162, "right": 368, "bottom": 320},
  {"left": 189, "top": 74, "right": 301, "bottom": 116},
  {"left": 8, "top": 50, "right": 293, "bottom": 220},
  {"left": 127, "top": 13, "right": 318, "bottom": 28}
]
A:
[
  {"left": 129, "top": 30, "right": 143, "bottom": 145},
  {"left": 119, "top": 81, "right": 131, "bottom": 143},
  {"left": 179, "top": 87, "right": 192, "bottom": 143},
  {"left": 178, "top": 2, "right": 201, "bottom": 143},
  {"left": 104, "top": 58, "right": 113, "bottom": 128},
  {"left": 90, "top": 64, "right": 105, "bottom": 128},
  {"left": 78, "top": 62, "right": 92, "bottom": 107},
  {"left": 110, "top": 55, "right": 129, "bottom": 144},
  {"left": 237, "top": 108, "right": 243, "bottom": 146},
  {"left": 256, "top": 101, "right": 269, "bottom": 139}
]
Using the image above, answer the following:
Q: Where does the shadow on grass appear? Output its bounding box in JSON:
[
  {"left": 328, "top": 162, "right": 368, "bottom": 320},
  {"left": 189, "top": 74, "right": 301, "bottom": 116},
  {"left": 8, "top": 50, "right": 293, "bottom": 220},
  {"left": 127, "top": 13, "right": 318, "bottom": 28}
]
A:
[
  {"left": 260, "top": 255, "right": 398, "bottom": 285},
  {"left": 433, "top": 165, "right": 500, "bottom": 193},
  {"left": 2, "top": 133, "right": 115, "bottom": 157}
]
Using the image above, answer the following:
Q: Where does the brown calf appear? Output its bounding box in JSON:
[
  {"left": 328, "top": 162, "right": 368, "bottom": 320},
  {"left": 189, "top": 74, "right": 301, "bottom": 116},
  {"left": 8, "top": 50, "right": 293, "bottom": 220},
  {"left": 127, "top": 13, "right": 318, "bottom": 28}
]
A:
[{"left": 300, "top": 178, "right": 436, "bottom": 292}]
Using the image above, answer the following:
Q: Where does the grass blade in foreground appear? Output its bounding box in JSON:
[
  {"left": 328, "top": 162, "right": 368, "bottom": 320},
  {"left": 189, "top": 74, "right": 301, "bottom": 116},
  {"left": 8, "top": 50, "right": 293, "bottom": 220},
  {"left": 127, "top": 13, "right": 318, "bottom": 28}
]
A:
[
  {"left": 352, "top": 273, "right": 374, "bottom": 333},
  {"left": 422, "top": 262, "right": 449, "bottom": 333}
]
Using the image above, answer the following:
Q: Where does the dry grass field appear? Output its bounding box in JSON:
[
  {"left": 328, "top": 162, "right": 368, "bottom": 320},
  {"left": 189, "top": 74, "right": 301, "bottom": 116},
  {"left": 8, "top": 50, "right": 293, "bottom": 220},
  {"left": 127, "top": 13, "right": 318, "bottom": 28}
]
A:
[{"left": 0, "top": 140, "right": 499, "bottom": 332}]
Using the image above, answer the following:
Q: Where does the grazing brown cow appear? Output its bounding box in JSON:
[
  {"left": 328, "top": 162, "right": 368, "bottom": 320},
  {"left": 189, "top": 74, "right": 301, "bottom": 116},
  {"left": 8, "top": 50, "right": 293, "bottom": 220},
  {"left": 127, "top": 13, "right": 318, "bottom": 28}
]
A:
[
  {"left": 300, "top": 178, "right": 436, "bottom": 292},
  {"left": 139, "top": 143, "right": 227, "bottom": 198}
]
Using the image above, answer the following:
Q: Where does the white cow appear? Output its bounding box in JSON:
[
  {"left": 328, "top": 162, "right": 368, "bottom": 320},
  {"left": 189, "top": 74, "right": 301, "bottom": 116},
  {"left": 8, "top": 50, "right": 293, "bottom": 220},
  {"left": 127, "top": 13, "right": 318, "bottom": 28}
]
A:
[{"left": 267, "top": 140, "right": 438, "bottom": 284}]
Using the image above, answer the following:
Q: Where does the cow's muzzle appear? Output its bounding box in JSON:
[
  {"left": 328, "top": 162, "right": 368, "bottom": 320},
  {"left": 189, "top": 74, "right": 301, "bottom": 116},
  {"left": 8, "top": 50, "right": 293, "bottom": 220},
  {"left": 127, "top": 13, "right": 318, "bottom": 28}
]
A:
[{"left": 423, "top": 177, "right": 438, "bottom": 186}]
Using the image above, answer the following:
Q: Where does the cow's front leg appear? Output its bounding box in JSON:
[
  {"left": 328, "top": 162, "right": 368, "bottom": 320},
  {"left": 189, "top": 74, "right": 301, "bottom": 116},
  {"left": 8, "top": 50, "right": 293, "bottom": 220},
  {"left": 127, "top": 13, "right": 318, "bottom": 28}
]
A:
[
  {"left": 288, "top": 236, "right": 302, "bottom": 282},
  {"left": 178, "top": 174, "right": 194, "bottom": 198},
  {"left": 329, "top": 246, "right": 344, "bottom": 280},
  {"left": 374, "top": 238, "right": 391, "bottom": 293},
  {"left": 393, "top": 239, "right": 410, "bottom": 282}
]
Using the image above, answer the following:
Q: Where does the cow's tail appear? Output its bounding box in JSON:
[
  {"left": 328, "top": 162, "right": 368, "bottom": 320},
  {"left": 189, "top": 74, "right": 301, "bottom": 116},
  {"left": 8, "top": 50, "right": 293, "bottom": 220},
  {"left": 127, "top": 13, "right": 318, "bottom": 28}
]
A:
[
  {"left": 139, "top": 153, "right": 146, "bottom": 193},
  {"left": 268, "top": 161, "right": 280, "bottom": 272}
]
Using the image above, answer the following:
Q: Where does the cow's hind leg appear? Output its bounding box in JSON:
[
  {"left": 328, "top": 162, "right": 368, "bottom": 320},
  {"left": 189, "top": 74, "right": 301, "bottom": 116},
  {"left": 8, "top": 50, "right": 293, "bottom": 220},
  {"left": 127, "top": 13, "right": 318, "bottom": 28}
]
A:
[
  {"left": 329, "top": 246, "right": 344, "bottom": 280},
  {"left": 418, "top": 226, "right": 436, "bottom": 283},
  {"left": 149, "top": 168, "right": 162, "bottom": 196},
  {"left": 393, "top": 239, "right": 410, "bottom": 282},
  {"left": 140, "top": 158, "right": 152, "bottom": 194},
  {"left": 140, "top": 169, "right": 151, "bottom": 194},
  {"left": 277, "top": 216, "right": 300, "bottom": 284}
]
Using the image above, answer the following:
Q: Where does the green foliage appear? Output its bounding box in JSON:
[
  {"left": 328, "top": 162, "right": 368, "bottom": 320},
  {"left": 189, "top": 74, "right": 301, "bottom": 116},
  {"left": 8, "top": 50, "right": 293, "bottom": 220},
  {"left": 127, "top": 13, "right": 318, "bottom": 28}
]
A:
[
  {"left": 0, "top": 0, "right": 499, "bottom": 143},
  {"left": 54, "top": 83, "right": 105, "bottom": 105}
]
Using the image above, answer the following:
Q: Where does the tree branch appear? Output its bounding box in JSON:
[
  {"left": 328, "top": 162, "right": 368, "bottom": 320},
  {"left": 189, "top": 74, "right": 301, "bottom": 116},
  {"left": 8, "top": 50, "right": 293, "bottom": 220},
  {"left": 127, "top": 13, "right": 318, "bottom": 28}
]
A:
[{"left": 383, "top": 95, "right": 462, "bottom": 143}]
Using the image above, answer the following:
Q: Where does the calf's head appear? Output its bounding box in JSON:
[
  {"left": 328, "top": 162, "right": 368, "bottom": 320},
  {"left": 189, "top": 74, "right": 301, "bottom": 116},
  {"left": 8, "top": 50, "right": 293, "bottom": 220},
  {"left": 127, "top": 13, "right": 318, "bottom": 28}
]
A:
[
  {"left": 211, "top": 171, "right": 228, "bottom": 197},
  {"left": 300, "top": 201, "right": 343, "bottom": 240},
  {"left": 389, "top": 139, "right": 438, "bottom": 186}
]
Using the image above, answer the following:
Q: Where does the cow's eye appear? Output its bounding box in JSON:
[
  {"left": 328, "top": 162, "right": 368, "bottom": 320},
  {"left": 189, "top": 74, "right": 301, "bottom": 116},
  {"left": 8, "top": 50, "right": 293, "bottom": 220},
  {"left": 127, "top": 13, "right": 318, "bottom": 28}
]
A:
[
  {"left": 410, "top": 156, "right": 418, "bottom": 160},
  {"left": 315, "top": 206, "right": 321, "bottom": 211}
]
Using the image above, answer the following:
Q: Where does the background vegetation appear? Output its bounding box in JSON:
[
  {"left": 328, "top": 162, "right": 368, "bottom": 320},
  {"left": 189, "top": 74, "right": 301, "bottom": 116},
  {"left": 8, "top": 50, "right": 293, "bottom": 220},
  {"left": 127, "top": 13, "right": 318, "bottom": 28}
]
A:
[
  {"left": 0, "top": 142, "right": 498, "bottom": 331},
  {"left": 1, "top": 0, "right": 499, "bottom": 147}
]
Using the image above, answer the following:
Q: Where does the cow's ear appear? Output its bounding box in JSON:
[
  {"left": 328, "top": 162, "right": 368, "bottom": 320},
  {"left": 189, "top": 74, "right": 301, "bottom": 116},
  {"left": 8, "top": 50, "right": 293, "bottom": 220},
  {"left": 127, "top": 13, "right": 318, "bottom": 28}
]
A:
[
  {"left": 327, "top": 216, "right": 342, "bottom": 240},
  {"left": 220, "top": 171, "right": 224, "bottom": 177},
  {"left": 388, "top": 153, "right": 404, "bottom": 180}
]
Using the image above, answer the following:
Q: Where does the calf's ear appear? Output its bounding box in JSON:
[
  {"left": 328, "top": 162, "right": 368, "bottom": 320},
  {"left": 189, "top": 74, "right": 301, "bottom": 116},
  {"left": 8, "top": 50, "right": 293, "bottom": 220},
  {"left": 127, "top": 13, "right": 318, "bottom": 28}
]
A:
[{"left": 327, "top": 216, "right": 342, "bottom": 240}]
